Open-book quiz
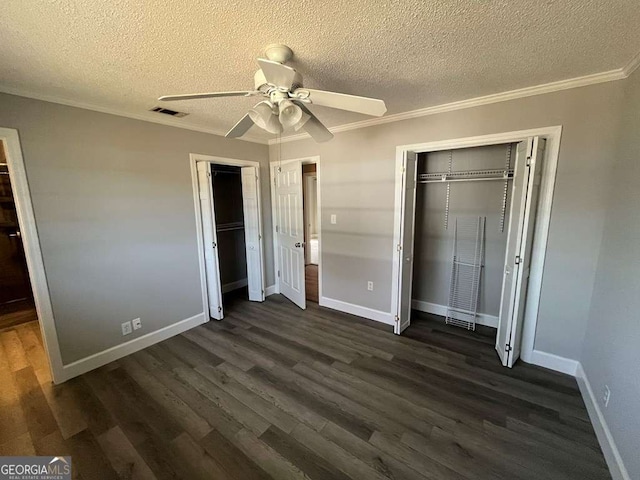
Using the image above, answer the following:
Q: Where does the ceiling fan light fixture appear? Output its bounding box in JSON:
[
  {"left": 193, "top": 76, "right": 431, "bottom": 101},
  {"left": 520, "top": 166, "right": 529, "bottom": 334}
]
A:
[
  {"left": 279, "top": 99, "right": 303, "bottom": 129},
  {"left": 249, "top": 101, "right": 283, "bottom": 134},
  {"left": 161, "top": 44, "right": 386, "bottom": 142},
  {"left": 294, "top": 110, "right": 311, "bottom": 131}
]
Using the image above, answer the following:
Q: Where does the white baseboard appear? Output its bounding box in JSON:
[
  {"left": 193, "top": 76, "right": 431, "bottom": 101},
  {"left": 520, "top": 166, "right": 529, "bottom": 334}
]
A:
[
  {"left": 222, "top": 278, "right": 248, "bottom": 293},
  {"left": 526, "top": 349, "right": 579, "bottom": 376},
  {"left": 265, "top": 284, "right": 278, "bottom": 297},
  {"left": 57, "top": 312, "right": 207, "bottom": 383},
  {"left": 576, "top": 363, "right": 630, "bottom": 480},
  {"left": 411, "top": 299, "right": 499, "bottom": 328},
  {"left": 319, "top": 296, "right": 394, "bottom": 325}
]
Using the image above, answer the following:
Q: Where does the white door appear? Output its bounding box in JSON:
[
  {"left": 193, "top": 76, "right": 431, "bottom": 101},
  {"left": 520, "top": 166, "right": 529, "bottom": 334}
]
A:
[
  {"left": 197, "top": 162, "right": 223, "bottom": 320},
  {"left": 241, "top": 166, "right": 265, "bottom": 302},
  {"left": 496, "top": 137, "right": 545, "bottom": 366},
  {"left": 395, "top": 151, "right": 418, "bottom": 334},
  {"left": 273, "top": 161, "right": 306, "bottom": 309}
]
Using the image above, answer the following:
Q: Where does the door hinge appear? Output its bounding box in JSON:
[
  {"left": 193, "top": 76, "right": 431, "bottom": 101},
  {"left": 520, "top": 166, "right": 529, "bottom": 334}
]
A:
[
  {"left": 277, "top": 270, "right": 281, "bottom": 278},
  {"left": 515, "top": 255, "right": 521, "bottom": 264},
  {"left": 275, "top": 225, "right": 279, "bottom": 233},
  {"left": 394, "top": 315, "right": 400, "bottom": 323},
  {"left": 526, "top": 156, "right": 532, "bottom": 167},
  {"left": 505, "top": 343, "right": 512, "bottom": 352},
  {"left": 259, "top": 234, "right": 262, "bottom": 240},
  {"left": 397, "top": 244, "right": 402, "bottom": 252},
  {"left": 212, "top": 241, "right": 217, "bottom": 248}
]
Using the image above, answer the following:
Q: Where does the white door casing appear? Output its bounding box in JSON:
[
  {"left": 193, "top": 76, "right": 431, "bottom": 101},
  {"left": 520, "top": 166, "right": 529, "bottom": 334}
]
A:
[
  {"left": 241, "top": 166, "right": 265, "bottom": 302},
  {"left": 496, "top": 137, "right": 544, "bottom": 366},
  {"left": 395, "top": 151, "right": 418, "bottom": 334},
  {"left": 197, "top": 161, "right": 223, "bottom": 320},
  {"left": 273, "top": 161, "right": 306, "bottom": 309}
]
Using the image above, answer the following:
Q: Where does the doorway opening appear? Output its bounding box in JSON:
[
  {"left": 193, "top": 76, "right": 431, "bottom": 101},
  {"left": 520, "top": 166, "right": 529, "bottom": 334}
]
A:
[
  {"left": 271, "top": 156, "right": 321, "bottom": 310},
  {"left": 392, "top": 128, "right": 561, "bottom": 368},
  {"left": 303, "top": 163, "right": 319, "bottom": 303},
  {"left": 192, "top": 155, "right": 266, "bottom": 321},
  {"left": 0, "top": 142, "right": 37, "bottom": 329},
  {"left": 0, "top": 128, "right": 61, "bottom": 383}
]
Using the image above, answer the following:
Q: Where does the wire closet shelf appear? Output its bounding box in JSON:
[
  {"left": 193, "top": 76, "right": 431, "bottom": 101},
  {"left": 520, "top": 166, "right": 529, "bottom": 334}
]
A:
[{"left": 446, "top": 216, "right": 486, "bottom": 331}]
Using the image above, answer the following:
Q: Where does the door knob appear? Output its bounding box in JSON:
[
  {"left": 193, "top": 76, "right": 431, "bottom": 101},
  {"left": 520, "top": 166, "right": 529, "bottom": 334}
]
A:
[{"left": 295, "top": 242, "right": 303, "bottom": 247}]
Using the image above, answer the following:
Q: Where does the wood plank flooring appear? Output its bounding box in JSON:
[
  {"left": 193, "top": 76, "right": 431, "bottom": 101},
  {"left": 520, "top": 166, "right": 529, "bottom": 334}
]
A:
[
  {"left": 305, "top": 264, "right": 319, "bottom": 303},
  {"left": 0, "top": 296, "right": 610, "bottom": 479}
]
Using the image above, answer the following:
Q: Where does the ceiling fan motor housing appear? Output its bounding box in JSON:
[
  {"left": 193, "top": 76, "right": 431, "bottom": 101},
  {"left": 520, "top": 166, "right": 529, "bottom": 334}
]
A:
[{"left": 254, "top": 69, "right": 303, "bottom": 92}]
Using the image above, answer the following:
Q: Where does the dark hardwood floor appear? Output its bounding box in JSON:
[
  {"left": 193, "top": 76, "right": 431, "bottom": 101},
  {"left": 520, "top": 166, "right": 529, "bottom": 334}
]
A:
[{"left": 0, "top": 295, "right": 610, "bottom": 479}]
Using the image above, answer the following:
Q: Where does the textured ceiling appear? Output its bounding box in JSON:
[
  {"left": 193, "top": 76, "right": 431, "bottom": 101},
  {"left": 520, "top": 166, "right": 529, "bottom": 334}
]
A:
[{"left": 1, "top": 0, "right": 639, "bottom": 141}]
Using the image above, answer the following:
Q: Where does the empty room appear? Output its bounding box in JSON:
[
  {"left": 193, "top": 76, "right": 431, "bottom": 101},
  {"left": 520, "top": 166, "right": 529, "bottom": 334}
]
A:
[{"left": 0, "top": 1, "right": 638, "bottom": 479}]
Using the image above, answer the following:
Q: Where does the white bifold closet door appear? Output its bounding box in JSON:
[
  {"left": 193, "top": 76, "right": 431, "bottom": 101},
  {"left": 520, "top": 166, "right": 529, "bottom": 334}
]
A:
[
  {"left": 273, "top": 161, "right": 306, "bottom": 309},
  {"left": 395, "top": 151, "right": 418, "bottom": 334},
  {"left": 197, "top": 162, "right": 223, "bottom": 320},
  {"left": 241, "top": 166, "right": 265, "bottom": 302},
  {"left": 496, "top": 137, "right": 544, "bottom": 367}
]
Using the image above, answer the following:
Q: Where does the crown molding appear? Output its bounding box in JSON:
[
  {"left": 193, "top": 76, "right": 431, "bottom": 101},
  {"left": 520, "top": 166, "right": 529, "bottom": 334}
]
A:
[
  {"left": 0, "top": 86, "right": 269, "bottom": 145},
  {"left": 270, "top": 66, "right": 631, "bottom": 145},
  {"left": 3, "top": 48, "right": 639, "bottom": 148},
  {"left": 623, "top": 50, "right": 640, "bottom": 77}
]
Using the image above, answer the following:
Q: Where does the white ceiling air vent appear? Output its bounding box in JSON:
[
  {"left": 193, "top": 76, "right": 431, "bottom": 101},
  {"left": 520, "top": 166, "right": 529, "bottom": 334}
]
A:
[{"left": 150, "top": 106, "right": 189, "bottom": 118}]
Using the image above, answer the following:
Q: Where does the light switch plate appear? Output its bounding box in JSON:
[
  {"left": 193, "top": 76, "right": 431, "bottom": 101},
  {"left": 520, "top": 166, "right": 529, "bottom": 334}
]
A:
[{"left": 330, "top": 214, "right": 337, "bottom": 224}]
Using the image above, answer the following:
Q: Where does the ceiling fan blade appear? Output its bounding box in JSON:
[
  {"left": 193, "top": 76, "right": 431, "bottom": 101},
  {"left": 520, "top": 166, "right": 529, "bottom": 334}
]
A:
[
  {"left": 295, "top": 103, "right": 334, "bottom": 143},
  {"left": 257, "top": 59, "right": 297, "bottom": 89},
  {"left": 296, "top": 88, "right": 387, "bottom": 117},
  {"left": 225, "top": 114, "right": 254, "bottom": 138},
  {"left": 159, "top": 91, "right": 257, "bottom": 101}
]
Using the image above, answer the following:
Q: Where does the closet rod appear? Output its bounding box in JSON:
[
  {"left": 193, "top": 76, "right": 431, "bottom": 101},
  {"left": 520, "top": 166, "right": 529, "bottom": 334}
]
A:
[
  {"left": 216, "top": 221, "right": 244, "bottom": 232},
  {"left": 418, "top": 168, "right": 514, "bottom": 184},
  {"left": 419, "top": 176, "right": 513, "bottom": 184}
]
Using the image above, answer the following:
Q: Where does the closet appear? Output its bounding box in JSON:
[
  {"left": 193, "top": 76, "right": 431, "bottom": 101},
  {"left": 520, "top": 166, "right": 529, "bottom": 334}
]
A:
[
  {"left": 211, "top": 165, "right": 248, "bottom": 301},
  {"left": 395, "top": 136, "right": 546, "bottom": 367},
  {"left": 196, "top": 158, "right": 265, "bottom": 321},
  {"left": 412, "top": 143, "right": 517, "bottom": 332}
]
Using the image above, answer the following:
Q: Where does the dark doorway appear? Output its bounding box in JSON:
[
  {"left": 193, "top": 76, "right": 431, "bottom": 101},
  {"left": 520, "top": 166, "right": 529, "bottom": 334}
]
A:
[{"left": 0, "top": 143, "right": 36, "bottom": 329}]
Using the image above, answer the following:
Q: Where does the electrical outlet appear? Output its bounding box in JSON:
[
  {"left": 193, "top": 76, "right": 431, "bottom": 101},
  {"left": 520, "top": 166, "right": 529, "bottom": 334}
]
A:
[
  {"left": 132, "top": 318, "right": 142, "bottom": 331},
  {"left": 330, "top": 214, "right": 337, "bottom": 224},
  {"left": 603, "top": 385, "right": 611, "bottom": 408},
  {"left": 367, "top": 281, "right": 374, "bottom": 291},
  {"left": 121, "top": 321, "right": 132, "bottom": 336}
]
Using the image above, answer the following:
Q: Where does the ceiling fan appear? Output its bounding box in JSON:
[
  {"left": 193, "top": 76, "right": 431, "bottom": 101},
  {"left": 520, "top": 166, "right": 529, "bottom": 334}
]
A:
[{"left": 158, "top": 44, "right": 387, "bottom": 142}]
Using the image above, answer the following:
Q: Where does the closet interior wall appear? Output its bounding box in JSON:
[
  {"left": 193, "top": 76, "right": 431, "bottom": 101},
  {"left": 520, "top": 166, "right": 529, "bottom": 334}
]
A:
[
  {"left": 412, "top": 143, "right": 517, "bottom": 322},
  {"left": 211, "top": 165, "right": 247, "bottom": 292}
]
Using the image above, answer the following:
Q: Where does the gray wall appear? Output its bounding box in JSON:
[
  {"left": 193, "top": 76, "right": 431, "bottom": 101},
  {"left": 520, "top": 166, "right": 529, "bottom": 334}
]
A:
[
  {"left": 581, "top": 68, "right": 640, "bottom": 478},
  {"left": 0, "top": 93, "right": 271, "bottom": 364},
  {"left": 413, "top": 144, "right": 512, "bottom": 317},
  {"left": 271, "top": 80, "right": 624, "bottom": 361}
]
